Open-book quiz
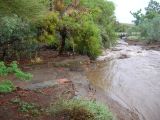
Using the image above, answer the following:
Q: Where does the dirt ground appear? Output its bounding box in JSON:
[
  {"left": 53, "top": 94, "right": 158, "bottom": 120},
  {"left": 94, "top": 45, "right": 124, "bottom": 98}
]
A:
[{"left": 0, "top": 82, "right": 75, "bottom": 120}]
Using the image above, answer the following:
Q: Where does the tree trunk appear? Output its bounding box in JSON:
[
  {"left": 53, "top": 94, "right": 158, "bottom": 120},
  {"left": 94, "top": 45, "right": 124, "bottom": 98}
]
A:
[
  {"left": 1, "top": 48, "right": 7, "bottom": 61},
  {"left": 49, "top": 0, "right": 53, "bottom": 11},
  {"left": 59, "top": 27, "right": 67, "bottom": 55},
  {"left": 72, "top": 0, "right": 80, "bottom": 7}
]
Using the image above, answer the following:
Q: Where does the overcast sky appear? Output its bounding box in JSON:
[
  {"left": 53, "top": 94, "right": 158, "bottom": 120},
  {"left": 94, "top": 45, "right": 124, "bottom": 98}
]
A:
[{"left": 109, "top": 0, "right": 159, "bottom": 23}]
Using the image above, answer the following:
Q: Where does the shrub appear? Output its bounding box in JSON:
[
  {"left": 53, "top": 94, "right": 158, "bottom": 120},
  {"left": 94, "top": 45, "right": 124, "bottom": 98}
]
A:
[
  {"left": 0, "top": 15, "right": 38, "bottom": 60},
  {"left": 73, "top": 20, "right": 102, "bottom": 59},
  {"left": 0, "top": 80, "right": 15, "bottom": 93},
  {"left": 0, "top": 61, "right": 33, "bottom": 81},
  {"left": 50, "top": 99, "right": 114, "bottom": 120},
  {"left": 11, "top": 98, "right": 41, "bottom": 116},
  {"left": 38, "top": 12, "right": 59, "bottom": 47},
  {"left": 0, "top": 61, "right": 8, "bottom": 76},
  {"left": 138, "top": 15, "right": 160, "bottom": 43}
]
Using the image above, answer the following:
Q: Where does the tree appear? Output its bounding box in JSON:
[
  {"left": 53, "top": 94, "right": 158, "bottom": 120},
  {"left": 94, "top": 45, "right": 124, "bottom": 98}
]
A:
[
  {"left": 131, "top": 0, "right": 160, "bottom": 43},
  {"left": 131, "top": 0, "right": 160, "bottom": 24},
  {"left": 50, "top": 0, "right": 82, "bottom": 55},
  {"left": 38, "top": 0, "right": 116, "bottom": 58},
  {"left": 130, "top": 9, "right": 144, "bottom": 25},
  {"left": 144, "top": 0, "right": 160, "bottom": 19},
  {"left": 145, "top": 0, "right": 160, "bottom": 14},
  {"left": 80, "top": 0, "right": 116, "bottom": 48},
  {"left": 0, "top": 0, "right": 47, "bottom": 60}
]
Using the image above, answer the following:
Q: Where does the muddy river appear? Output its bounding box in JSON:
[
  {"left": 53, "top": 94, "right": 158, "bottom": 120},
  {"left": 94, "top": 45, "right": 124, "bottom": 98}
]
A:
[{"left": 87, "top": 40, "right": 160, "bottom": 120}]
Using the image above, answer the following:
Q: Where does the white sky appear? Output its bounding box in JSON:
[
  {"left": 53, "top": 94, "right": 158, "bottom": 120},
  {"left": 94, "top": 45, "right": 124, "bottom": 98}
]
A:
[{"left": 109, "top": 0, "right": 160, "bottom": 23}]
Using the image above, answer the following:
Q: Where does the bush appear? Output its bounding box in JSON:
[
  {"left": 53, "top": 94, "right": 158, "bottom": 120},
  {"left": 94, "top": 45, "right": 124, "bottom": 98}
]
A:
[
  {"left": 50, "top": 99, "right": 114, "bottom": 120},
  {"left": 0, "top": 61, "right": 8, "bottom": 76},
  {"left": 0, "top": 15, "right": 38, "bottom": 60},
  {"left": 73, "top": 21, "right": 102, "bottom": 59},
  {"left": 38, "top": 12, "right": 59, "bottom": 46},
  {"left": 139, "top": 15, "right": 160, "bottom": 43},
  {"left": 0, "top": 80, "right": 15, "bottom": 93},
  {"left": 0, "top": 61, "right": 33, "bottom": 81}
]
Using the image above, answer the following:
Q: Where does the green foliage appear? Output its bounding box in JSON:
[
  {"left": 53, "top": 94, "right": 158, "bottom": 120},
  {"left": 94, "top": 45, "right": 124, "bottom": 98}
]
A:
[
  {"left": 15, "top": 71, "right": 33, "bottom": 81},
  {"left": 138, "top": 15, "right": 160, "bottom": 42},
  {"left": 145, "top": 0, "right": 160, "bottom": 19},
  {"left": 20, "top": 102, "right": 37, "bottom": 113},
  {"left": 115, "top": 22, "right": 128, "bottom": 32},
  {"left": 39, "top": 12, "right": 102, "bottom": 59},
  {"left": 0, "top": 61, "right": 32, "bottom": 93},
  {"left": 0, "top": 80, "right": 15, "bottom": 93},
  {"left": 38, "top": 12, "right": 59, "bottom": 46},
  {"left": 50, "top": 99, "right": 114, "bottom": 120},
  {"left": 0, "top": 61, "right": 33, "bottom": 81},
  {"left": 72, "top": 20, "right": 102, "bottom": 59},
  {"left": 0, "top": 0, "right": 116, "bottom": 59},
  {"left": 0, "top": 0, "right": 47, "bottom": 21},
  {"left": 0, "top": 15, "right": 38, "bottom": 59},
  {"left": 0, "top": 61, "right": 8, "bottom": 76},
  {"left": 11, "top": 98, "right": 41, "bottom": 116},
  {"left": 38, "top": 0, "right": 116, "bottom": 59},
  {"left": 131, "top": 0, "right": 160, "bottom": 25},
  {"left": 131, "top": 0, "right": 160, "bottom": 43},
  {"left": 80, "top": 0, "right": 116, "bottom": 48},
  {"left": 131, "top": 9, "right": 144, "bottom": 25}
]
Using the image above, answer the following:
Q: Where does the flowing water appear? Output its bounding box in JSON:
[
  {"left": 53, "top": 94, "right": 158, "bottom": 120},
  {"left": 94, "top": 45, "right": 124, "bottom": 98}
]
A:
[{"left": 87, "top": 40, "right": 160, "bottom": 120}]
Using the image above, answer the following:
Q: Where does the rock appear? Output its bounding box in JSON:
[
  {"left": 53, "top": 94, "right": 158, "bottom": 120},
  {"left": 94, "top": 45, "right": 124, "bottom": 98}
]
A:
[
  {"left": 112, "top": 48, "right": 122, "bottom": 51},
  {"left": 137, "top": 51, "right": 142, "bottom": 53},
  {"left": 118, "top": 54, "right": 129, "bottom": 59},
  {"left": 58, "top": 78, "right": 72, "bottom": 84}
]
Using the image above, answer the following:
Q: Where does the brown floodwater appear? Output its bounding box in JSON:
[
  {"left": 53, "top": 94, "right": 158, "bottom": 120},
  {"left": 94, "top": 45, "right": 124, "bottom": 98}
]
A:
[{"left": 87, "top": 41, "right": 160, "bottom": 120}]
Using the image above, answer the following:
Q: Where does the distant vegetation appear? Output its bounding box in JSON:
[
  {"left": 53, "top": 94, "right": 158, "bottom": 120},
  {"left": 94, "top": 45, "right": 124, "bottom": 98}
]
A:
[
  {"left": 0, "top": 0, "right": 117, "bottom": 60},
  {"left": 130, "top": 0, "right": 160, "bottom": 43}
]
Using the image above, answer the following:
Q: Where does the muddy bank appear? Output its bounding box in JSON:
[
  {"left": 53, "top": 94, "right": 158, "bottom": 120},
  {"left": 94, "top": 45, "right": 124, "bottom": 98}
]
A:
[
  {"left": 0, "top": 83, "right": 75, "bottom": 120},
  {"left": 126, "top": 40, "right": 160, "bottom": 51},
  {"left": 4, "top": 52, "right": 139, "bottom": 120}
]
